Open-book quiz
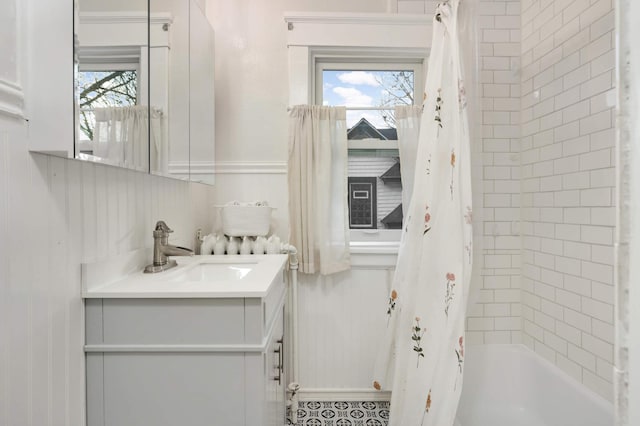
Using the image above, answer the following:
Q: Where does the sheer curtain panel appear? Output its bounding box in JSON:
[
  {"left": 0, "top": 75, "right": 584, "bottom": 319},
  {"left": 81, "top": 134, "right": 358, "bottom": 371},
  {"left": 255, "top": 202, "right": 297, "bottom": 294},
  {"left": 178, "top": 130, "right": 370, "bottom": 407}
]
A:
[
  {"left": 93, "top": 105, "right": 163, "bottom": 172},
  {"left": 288, "top": 105, "right": 351, "bottom": 275}
]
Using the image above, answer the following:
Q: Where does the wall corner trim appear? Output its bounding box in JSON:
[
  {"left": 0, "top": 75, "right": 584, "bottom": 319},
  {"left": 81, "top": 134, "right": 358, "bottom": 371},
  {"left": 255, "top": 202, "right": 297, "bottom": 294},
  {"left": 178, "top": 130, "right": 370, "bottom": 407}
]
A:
[{"left": 0, "top": 78, "right": 25, "bottom": 119}]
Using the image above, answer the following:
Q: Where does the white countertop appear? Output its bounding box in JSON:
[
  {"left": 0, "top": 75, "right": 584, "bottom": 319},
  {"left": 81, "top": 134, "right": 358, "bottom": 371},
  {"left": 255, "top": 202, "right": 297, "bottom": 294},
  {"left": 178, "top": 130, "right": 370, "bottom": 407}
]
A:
[{"left": 82, "top": 254, "right": 289, "bottom": 299}]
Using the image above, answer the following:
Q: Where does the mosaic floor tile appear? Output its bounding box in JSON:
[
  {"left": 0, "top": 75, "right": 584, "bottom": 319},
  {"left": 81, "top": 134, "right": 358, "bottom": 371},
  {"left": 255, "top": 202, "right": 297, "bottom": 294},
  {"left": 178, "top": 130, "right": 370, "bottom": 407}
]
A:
[{"left": 287, "top": 401, "right": 390, "bottom": 426}]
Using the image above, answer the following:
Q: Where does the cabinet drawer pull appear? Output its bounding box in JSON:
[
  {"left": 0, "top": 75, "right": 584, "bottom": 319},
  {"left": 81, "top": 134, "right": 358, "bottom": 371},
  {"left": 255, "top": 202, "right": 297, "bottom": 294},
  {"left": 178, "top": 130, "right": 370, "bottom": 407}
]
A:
[
  {"left": 273, "top": 344, "right": 282, "bottom": 385},
  {"left": 277, "top": 338, "right": 284, "bottom": 374}
]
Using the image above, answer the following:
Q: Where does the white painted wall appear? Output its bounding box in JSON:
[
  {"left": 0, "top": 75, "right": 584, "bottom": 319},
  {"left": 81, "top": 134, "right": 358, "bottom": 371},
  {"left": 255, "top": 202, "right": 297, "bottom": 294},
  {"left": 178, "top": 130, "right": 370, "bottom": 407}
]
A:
[
  {"left": 0, "top": 0, "right": 18, "bottom": 83},
  {"left": 206, "top": 0, "right": 288, "bottom": 163},
  {"left": 0, "top": 1, "right": 215, "bottom": 425}
]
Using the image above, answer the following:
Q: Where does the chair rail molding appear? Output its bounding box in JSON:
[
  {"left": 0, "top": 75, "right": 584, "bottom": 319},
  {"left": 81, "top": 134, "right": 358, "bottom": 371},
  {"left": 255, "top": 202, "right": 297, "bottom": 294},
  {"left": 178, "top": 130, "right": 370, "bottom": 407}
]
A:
[{"left": 214, "top": 161, "right": 287, "bottom": 174}]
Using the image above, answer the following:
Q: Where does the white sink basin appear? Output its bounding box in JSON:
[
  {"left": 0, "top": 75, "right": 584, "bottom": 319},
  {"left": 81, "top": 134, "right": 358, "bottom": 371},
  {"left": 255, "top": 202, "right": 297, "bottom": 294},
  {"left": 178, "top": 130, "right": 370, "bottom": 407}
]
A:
[
  {"left": 82, "top": 254, "right": 289, "bottom": 298},
  {"left": 171, "top": 262, "right": 258, "bottom": 282}
]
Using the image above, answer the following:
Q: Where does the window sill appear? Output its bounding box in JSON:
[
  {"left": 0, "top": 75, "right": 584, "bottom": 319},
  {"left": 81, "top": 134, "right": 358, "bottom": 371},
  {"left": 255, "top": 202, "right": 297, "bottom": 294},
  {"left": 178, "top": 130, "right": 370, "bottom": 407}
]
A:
[
  {"left": 349, "top": 241, "right": 399, "bottom": 268},
  {"left": 349, "top": 241, "right": 400, "bottom": 255}
]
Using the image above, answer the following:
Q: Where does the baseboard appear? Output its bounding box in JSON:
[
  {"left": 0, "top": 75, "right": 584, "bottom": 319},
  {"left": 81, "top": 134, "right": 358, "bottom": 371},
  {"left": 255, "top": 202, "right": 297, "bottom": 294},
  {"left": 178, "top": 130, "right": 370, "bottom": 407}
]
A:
[{"left": 298, "top": 388, "right": 391, "bottom": 402}]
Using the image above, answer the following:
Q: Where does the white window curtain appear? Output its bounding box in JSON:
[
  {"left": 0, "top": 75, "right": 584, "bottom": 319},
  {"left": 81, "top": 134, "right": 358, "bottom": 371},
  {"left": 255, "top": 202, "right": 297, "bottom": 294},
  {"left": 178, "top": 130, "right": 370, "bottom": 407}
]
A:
[
  {"left": 395, "top": 105, "right": 423, "bottom": 217},
  {"left": 288, "top": 105, "right": 351, "bottom": 275},
  {"left": 93, "top": 106, "right": 164, "bottom": 172},
  {"left": 149, "top": 107, "right": 167, "bottom": 175}
]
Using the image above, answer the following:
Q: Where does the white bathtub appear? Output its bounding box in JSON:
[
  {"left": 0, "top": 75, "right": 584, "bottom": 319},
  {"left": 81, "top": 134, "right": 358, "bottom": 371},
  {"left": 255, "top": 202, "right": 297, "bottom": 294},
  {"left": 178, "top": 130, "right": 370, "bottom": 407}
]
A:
[{"left": 455, "top": 344, "right": 613, "bottom": 426}]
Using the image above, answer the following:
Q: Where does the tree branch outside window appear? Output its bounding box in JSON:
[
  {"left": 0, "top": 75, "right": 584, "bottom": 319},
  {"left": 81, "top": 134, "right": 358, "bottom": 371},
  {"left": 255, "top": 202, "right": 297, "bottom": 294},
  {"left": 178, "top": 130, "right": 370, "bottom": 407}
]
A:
[{"left": 76, "top": 70, "right": 138, "bottom": 140}]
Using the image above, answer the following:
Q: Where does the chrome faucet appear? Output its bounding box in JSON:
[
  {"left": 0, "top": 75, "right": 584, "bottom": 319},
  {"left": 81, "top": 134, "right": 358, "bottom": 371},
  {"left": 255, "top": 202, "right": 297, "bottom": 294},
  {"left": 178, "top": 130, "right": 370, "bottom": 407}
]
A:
[{"left": 144, "top": 221, "right": 194, "bottom": 273}]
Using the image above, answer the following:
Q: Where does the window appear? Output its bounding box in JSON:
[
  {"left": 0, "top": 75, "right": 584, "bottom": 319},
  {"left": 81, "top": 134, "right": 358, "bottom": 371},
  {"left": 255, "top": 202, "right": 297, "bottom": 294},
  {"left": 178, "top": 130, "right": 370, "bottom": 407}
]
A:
[
  {"left": 76, "top": 69, "right": 139, "bottom": 144},
  {"left": 348, "top": 177, "right": 377, "bottom": 229},
  {"left": 315, "top": 59, "right": 424, "bottom": 241},
  {"left": 75, "top": 46, "right": 143, "bottom": 150}
]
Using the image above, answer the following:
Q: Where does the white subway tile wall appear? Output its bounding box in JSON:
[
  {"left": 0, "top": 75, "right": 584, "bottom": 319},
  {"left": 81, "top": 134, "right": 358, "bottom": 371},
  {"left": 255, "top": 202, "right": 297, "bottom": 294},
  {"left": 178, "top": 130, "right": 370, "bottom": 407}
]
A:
[
  {"left": 520, "top": 0, "right": 614, "bottom": 401},
  {"left": 466, "top": 0, "right": 523, "bottom": 347}
]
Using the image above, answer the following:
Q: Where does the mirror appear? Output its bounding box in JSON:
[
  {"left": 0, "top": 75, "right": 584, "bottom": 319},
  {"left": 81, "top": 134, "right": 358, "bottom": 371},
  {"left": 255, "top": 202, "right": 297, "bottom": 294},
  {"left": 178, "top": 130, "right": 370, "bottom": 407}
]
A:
[{"left": 74, "top": 0, "right": 215, "bottom": 184}]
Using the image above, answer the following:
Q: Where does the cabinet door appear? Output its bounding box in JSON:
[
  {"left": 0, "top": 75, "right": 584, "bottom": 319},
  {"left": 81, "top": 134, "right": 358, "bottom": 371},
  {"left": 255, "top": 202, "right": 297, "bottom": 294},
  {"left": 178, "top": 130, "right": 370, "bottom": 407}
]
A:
[
  {"left": 88, "top": 353, "right": 245, "bottom": 426},
  {"left": 264, "top": 306, "right": 285, "bottom": 426},
  {"left": 275, "top": 306, "right": 286, "bottom": 425}
]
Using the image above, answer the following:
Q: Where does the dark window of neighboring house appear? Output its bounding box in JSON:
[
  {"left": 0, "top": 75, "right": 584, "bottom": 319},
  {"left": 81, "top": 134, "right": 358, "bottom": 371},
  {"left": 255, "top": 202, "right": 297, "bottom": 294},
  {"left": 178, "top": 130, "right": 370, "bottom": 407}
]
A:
[{"left": 348, "top": 177, "right": 377, "bottom": 229}]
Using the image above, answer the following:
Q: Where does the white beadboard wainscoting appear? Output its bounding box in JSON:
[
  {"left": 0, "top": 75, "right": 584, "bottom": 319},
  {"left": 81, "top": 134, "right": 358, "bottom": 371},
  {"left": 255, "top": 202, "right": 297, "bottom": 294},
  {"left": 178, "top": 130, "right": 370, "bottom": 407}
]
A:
[
  {"left": 0, "top": 116, "right": 215, "bottom": 426},
  {"left": 296, "top": 250, "right": 397, "bottom": 400},
  {"left": 293, "top": 248, "right": 486, "bottom": 401}
]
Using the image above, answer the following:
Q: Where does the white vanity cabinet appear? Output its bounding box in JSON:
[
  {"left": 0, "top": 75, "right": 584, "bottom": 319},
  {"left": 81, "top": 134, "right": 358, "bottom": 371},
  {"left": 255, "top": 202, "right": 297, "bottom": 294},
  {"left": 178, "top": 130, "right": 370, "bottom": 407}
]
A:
[{"left": 83, "top": 255, "right": 288, "bottom": 426}]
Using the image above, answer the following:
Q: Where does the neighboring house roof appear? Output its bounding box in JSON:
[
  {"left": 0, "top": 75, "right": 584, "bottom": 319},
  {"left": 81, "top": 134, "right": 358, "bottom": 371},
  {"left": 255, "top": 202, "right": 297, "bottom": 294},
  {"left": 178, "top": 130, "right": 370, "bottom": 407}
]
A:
[
  {"left": 347, "top": 117, "right": 398, "bottom": 140},
  {"left": 381, "top": 204, "right": 403, "bottom": 229},
  {"left": 380, "top": 160, "right": 401, "bottom": 183},
  {"left": 378, "top": 128, "right": 398, "bottom": 140}
]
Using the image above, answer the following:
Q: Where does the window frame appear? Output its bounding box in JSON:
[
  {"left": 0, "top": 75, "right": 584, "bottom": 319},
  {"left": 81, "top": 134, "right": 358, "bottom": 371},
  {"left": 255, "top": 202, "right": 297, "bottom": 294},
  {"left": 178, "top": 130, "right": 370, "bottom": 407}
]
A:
[
  {"left": 76, "top": 46, "right": 144, "bottom": 147},
  {"left": 314, "top": 56, "right": 425, "bottom": 242},
  {"left": 77, "top": 47, "right": 142, "bottom": 107},
  {"left": 314, "top": 58, "right": 424, "bottom": 132},
  {"left": 75, "top": 66, "right": 141, "bottom": 150}
]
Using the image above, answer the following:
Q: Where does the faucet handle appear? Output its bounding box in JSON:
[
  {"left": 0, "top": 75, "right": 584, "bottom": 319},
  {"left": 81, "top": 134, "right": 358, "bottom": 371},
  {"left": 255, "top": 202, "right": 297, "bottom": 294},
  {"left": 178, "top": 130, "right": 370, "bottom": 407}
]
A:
[{"left": 155, "top": 220, "right": 173, "bottom": 234}]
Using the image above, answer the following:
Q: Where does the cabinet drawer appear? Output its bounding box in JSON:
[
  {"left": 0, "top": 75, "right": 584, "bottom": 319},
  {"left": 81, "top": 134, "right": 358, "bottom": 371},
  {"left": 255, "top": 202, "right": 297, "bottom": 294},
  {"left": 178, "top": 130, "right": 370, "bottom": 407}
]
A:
[
  {"left": 243, "top": 268, "right": 285, "bottom": 344},
  {"left": 263, "top": 268, "right": 285, "bottom": 331},
  {"left": 86, "top": 298, "right": 245, "bottom": 345}
]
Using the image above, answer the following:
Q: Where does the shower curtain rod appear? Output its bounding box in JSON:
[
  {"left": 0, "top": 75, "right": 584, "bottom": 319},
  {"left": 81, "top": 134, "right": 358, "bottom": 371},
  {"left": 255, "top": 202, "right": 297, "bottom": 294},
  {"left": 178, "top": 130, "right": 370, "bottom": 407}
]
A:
[{"left": 287, "top": 106, "right": 399, "bottom": 112}]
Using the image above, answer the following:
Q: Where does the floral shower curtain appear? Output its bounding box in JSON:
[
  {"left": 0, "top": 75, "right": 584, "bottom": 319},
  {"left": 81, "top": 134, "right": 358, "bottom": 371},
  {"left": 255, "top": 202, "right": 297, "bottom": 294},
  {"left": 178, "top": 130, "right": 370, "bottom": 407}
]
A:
[{"left": 373, "top": 1, "right": 473, "bottom": 425}]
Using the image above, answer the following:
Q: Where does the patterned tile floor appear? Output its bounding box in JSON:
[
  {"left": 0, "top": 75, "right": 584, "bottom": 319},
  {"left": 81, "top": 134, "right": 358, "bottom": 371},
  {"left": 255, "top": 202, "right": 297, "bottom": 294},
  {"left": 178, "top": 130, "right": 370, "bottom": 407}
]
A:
[{"left": 287, "top": 401, "right": 390, "bottom": 426}]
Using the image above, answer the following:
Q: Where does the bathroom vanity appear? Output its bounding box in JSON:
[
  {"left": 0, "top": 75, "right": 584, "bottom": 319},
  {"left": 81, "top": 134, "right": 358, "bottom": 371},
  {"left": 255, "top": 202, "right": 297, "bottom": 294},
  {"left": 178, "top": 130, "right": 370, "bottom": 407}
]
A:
[{"left": 82, "top": 254, "right": 288, "bottom": 426}]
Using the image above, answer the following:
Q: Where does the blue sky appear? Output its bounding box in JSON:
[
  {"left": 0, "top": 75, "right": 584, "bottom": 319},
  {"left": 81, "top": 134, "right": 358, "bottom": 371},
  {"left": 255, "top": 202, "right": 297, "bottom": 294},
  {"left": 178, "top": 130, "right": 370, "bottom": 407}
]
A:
[
  {"left": 76, "top": 71, "right": 138, "bottom": 106},
  {"left": 322, "top": 70, "right": 414, "bottom": 129}
]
